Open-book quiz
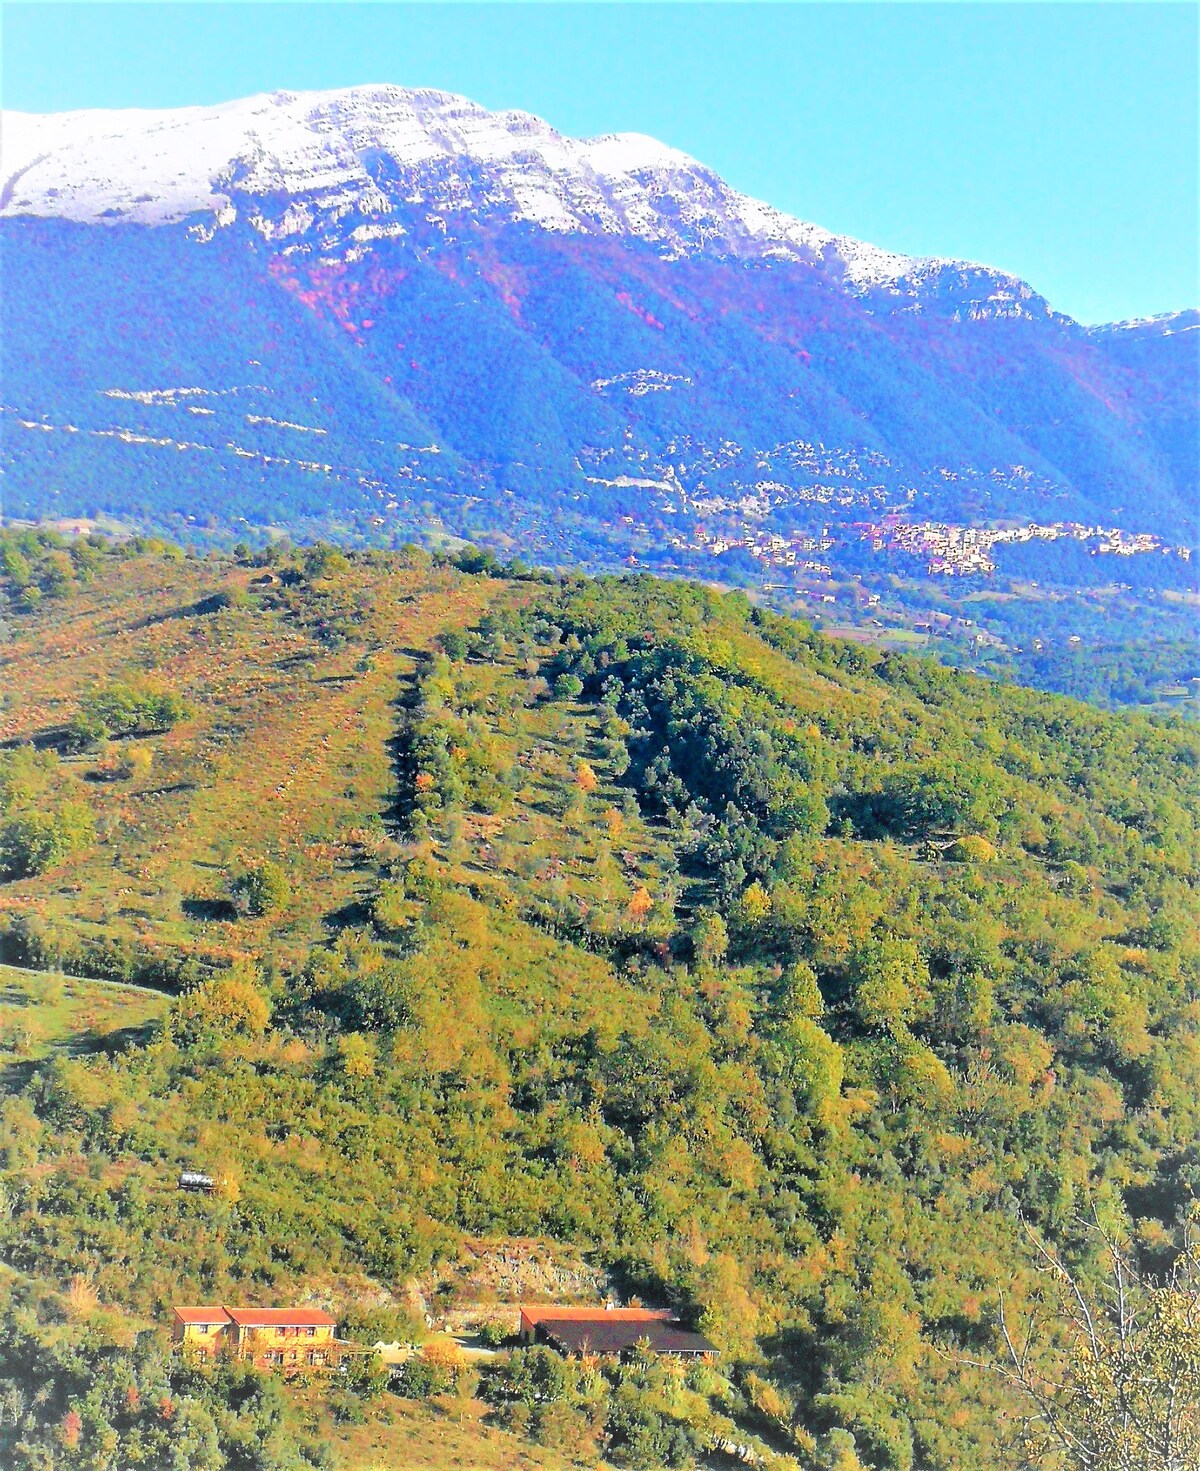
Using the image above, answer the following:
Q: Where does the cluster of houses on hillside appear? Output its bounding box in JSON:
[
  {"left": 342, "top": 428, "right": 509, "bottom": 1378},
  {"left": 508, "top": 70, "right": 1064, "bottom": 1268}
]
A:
[
  {"left": 666, "top": 523, "right": 836, "bottom": 570},
  {"left": 857, "top": 518, "right": 1192, "bottom": 576},
  {"left": 647, "top": 511, "right": 1193, "bottom": 581},
  {"left": 172, "top": 1302, "right": 718, "bottom": 1374}
]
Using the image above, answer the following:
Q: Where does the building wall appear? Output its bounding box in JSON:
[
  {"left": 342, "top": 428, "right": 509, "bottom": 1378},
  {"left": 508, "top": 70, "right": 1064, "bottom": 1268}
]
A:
[
  {"left": 174, "top": 1319, "right": 339, "bottom": 1370},
  {"left": 175, "top": 1321, "right": 226, "bottom": 1353},
  {"left": 237, "top": 1324, "right": 337, "bottom": 1370}
]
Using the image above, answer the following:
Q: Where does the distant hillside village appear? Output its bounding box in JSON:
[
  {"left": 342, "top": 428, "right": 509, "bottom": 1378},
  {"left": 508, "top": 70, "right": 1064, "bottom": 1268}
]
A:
[
  {"left": 860, "top": 519, "right": 1193, "bottom": 577},
  {"left": 667, "top": 517, "right": 1193, "bottom": 577}
]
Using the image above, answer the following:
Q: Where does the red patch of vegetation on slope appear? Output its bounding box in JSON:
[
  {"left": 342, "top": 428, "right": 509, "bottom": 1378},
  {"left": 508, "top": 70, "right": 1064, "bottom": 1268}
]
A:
[
  {"left": 615, "top": 290, "right": 665, "bottom": 331},
  {"left": 267, "top": 255, "right": 404, "bottom": 344},
  {"left": 1042, "top": 340, "right": 1139, "bottom": 419},
  {"left": 469, "top": 241, "right": 529, "bottom": 321}
]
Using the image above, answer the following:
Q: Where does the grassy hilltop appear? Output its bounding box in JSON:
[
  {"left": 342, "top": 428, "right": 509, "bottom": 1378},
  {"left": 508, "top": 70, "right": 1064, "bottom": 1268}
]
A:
[{"left": 0, "top": 530, "right": 1197, "bottom": 1470}]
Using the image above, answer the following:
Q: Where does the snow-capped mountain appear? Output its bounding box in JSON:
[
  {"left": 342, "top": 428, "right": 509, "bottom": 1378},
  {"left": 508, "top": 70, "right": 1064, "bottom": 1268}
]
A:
[
  {"left": 2, "top": 85, "right": 1194, "bottom": 553},
  {"left": 3, "top": 85, "right": 1042, "bottom": 311}
]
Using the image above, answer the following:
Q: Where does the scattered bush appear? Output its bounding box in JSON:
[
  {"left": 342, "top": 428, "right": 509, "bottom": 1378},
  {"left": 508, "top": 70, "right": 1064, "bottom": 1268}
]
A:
[
  {"left": 340, "top": 1302, "right": 422, "bottom": 1349},
  {"left": 437, "top": 630, "right": 469, "bottom": 661},
  {"left": 303, "top": 543, "right": 350, "bottom": 581},
  {"left": 476, "top": 1318, "right": 510, "bottom": 1349},
  {"left": 392, "top": 1339, "right": 467, "bottom": 1399},
  {"left": 0, "top": 801, "right": 95, "bottom": 879},
  {"left": 169, "top": 963, "right": 271, "bottom": 1047},
  {"left": 343, "top": 1351, "right": 390, "bottom": 1399},
  {"left": 65, "top": 681, "right": 189, "bottom": 751},
  {"left": 114, "top": 744, "right": 155, "bottom": 781},
  {"left": 228, "top": 858, "right": 291, "bottom": 918},
  {"left": 943, "top": 834, "right": 996, "bottom": 863}
]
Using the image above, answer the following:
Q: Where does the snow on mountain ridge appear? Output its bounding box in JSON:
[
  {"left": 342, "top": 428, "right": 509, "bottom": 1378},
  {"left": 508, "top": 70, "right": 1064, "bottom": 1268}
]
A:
[
  {"left": 1086, "top": 309, "right": 1199, "bottom": 337},
  {"left": 3, "top": 83, "right": 1011, "bottom": 296}
]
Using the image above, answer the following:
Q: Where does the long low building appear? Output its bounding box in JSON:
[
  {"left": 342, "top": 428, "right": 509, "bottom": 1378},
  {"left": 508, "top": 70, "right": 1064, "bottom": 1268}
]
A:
[
  {"left": 519, "top": 1305, "right": 717, "bottom": 1360},
  {"left": 172, "top": 1305, "right": 342, "bottom": 1370}
]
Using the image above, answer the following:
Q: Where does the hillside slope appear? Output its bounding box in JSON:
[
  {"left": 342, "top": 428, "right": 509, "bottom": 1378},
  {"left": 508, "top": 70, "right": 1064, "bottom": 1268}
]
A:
[{"left": 1, "top": 536, "right": 1198, "bottom": 1469}]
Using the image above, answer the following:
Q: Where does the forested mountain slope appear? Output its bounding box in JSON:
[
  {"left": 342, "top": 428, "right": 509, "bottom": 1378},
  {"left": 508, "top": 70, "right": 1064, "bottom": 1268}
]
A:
[
  {"left": 1, "top": 532, "right": 1197, "bottom": 1469},
  {"left": 5, "top": 87, "right": 1197, "bottom": 558}
]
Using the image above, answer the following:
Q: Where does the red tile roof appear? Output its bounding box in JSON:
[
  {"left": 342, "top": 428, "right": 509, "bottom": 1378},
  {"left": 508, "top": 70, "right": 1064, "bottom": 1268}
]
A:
[
  {"left": 223, "top": 1306, "right": 336, "bottom": 1328},
  {"left": 172, "top": 1305, "right": 336, "bottom": 1328},
  {"left": 173, "top": 1306, "right": 232, "bottom": 1325}
]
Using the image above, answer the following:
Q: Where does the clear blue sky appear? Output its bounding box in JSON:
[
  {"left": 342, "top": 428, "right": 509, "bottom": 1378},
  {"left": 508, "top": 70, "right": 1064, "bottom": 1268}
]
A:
[{"left": 2, "top": 3, "right": 1196, "bottom": 322}]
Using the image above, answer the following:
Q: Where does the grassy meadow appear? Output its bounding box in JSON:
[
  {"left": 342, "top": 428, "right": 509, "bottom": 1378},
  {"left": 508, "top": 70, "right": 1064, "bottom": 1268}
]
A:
[
  {"left": 0, "top": 544, "right": 512, "bottom": 968},
  {"left": 0, "top": 964, "right": 166, "bottom": 1085}
]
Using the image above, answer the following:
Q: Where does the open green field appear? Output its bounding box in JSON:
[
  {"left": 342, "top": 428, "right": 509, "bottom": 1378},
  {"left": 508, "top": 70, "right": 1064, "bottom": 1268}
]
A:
[
  {"left": 819, "top": 623, "right": 930, "bottom": 647},
  {"left": 0, "top": 963, "right": 166, "bottom": 1088}
]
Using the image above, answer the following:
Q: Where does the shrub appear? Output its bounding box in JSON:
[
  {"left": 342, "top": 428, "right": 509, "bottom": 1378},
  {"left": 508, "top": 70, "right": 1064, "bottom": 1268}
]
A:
[
  {"left": 451, "top": 545, "right": 497, "bottom": 575},
  {"left": 944, "top": 834, "right": 996, "bottom": 863},
  {"left": 304, "top": 543, "right": 350, "bottom": 580},
  {"left": 115, "top": 744, "right": 154, "bottom": 781},
  {"left": 370, "top": 881, "right": 419, "bottom": 937},
  {"left": 850, "top": 937, "right": 930, "bottom": 1034},
  {"left": 343, "top": 1351, "right": 390, "bottom": 1399},
  {"left": 336, "top": 1033, "right": 377, "bottom": 1079},
  {"left": 340, "top": 1303, "right": 422, "bottom": 1348},
  {"left": 691, "top": 912, "right": 729, "bottom": 967},
  {"left": 327, "top": 1388, "right": 368, "bottom": 1424},
  {"left": 437, "top": 630, "right": 469, "bottom": 661},
  {"left": 778, "top": 960, "right": 825, "bottom": 1020},
  {"left": 64, "top": 711, "right": 109, "bottom": 754},
  {"left": 65, "top": 681, "right": 188, "bottom": 749},
  {"left": 337, "top": 967, "right": 412, "bottom": 1032},
  {"left": 479, "top": 1346, "right": 576, "bottom": 1409},
  {"left": 0, "top": 813, "right": 65, "bottom": 879},
  {"left": 170, "top": 965, "right": 271, "bottom": 1047},
  {"left": 393, "top": 1345, "right": 461, "bottom": 1399},
  {"left": 0, "top": 802, "right": 95, "bottom": 879},
  {"left": 228, "top": 858, "right": 291, "bottom": 917},
  {"left": 605, "top": 1388, "right": 700, "bottom": 1469},
  {"left": 476, "top": 1318, "right": 510, "bottom": 1349}
]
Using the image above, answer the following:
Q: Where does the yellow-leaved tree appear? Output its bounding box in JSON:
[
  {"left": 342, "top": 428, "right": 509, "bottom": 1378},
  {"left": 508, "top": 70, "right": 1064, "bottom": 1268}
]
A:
[
  {"left": 169, "top": 960, "right": 271, "bottom": 1047},
  {"left": 990, "top": 1216, "right": 1199, "bottom": 1471}
]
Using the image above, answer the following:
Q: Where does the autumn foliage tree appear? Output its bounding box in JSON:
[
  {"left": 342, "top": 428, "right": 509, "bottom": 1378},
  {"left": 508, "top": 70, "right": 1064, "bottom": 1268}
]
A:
[
  {"left": 991, "top": 1219, "right": 1200, "bottom": 1471},
  {"left": 170, "top": 963, "right": 271, "bottom": 1047}
]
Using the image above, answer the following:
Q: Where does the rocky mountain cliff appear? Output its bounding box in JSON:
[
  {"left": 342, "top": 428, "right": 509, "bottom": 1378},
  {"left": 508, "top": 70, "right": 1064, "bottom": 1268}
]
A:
[{"left": 3, "top": 85, "right": 1195, "bottom": 553}]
